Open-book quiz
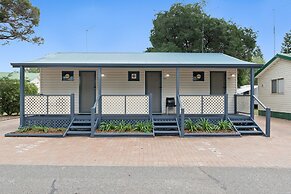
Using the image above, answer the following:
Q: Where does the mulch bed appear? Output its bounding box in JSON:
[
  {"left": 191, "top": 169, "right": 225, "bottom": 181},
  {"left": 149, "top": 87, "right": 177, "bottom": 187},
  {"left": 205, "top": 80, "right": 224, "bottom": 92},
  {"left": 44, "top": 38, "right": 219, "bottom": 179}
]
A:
[
  {"left": 11, "top": 128, "right": 65, "bottom": 134},
  {"left": 184, "top": 129, "right": 235, "bottom": 133},
  {"left": 95, "top": 130, "right": 152, "bottom": 134}
]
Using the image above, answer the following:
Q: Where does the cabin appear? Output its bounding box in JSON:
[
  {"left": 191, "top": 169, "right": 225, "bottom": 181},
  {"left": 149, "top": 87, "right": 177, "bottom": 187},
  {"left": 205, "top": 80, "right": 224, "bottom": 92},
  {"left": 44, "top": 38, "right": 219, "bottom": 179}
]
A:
[{"left": 11, "top": 52, "right": 271, "bottom": 137}]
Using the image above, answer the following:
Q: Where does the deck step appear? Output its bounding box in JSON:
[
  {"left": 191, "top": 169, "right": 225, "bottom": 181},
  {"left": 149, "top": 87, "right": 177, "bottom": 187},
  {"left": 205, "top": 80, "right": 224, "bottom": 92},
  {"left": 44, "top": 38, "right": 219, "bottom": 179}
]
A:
[
  {"left": 154, "top": 130, "right": 179, "bottom": 135},
  {"left": 154, "top": 125, "right": 178, "bottom": 129},
  {"left": 66, "top": 131, "right": 91, "bottom": 136},
  {"left": 238, "top": 131, "right": 263, "bottom": 135},
  {"left": 231, "top": 120, "right": 254, "bottom": 124},
  {"left": 153, "top": 120, "right": 177, "bottom": 124},
  {"left": 235, "top": 125, "right": 258, "bottom": 129},
  {"left": 70, "top": 125, "right": 91, "bottom": 129},
  {"left": 73, "top": 120, "right": 91, "bottom": 124}
]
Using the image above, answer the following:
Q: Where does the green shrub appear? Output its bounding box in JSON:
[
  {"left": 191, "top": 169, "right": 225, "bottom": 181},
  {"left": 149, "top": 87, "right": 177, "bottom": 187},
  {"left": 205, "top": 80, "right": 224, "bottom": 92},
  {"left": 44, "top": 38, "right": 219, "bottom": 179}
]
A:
[
  {"left": 134, "top": 121, "right": 153, "bottom": 133},
  {"left": 99, "top": 121, "right": 115, "bottom": 131},
  {"left": 196, "top": 118, "right": 219, "bottom": 132},
  {"left": 17, "top": 126, "right": 65, "bottom": 133},
  {"left": 185, "top": 118, "right": 201, "bottom": 132},
  {"left": 0, "top": 74, "right": 38, "bottom": 115},
  {"left": 217, "top": 120, "right": 232, "bottom": 130}
]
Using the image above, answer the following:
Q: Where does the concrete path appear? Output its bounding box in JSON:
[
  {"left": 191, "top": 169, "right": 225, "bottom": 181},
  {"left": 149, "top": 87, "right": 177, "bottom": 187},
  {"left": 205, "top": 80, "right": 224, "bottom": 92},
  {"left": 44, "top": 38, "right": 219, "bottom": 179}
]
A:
[
  {"left": 1, "top": 165, "right": 291, "bottom": 194},
  {"left": 0, "top": 116, "right": 291, "bottom": 168}
]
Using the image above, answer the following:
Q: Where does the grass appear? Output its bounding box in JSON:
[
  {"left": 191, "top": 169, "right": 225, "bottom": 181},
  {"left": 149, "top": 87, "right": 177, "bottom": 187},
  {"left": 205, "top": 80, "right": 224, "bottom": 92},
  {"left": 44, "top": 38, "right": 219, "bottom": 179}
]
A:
[{"left": 14, "top": 126, "right": 66, "bottom": 134}]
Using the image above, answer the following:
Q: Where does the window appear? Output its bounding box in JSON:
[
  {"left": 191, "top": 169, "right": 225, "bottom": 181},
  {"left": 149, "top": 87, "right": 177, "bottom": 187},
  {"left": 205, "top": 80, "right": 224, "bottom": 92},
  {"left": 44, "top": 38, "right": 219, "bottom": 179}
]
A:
[{"left": 271, "top": 78, "right": 284, "bottom": 94}]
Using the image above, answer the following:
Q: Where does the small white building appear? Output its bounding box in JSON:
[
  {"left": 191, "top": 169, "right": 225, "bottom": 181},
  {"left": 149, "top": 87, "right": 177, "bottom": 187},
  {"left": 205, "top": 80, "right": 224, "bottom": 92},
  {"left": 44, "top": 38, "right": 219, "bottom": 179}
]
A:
[{"left": 256, "top": 53, "right": 291, "bottom": 120}]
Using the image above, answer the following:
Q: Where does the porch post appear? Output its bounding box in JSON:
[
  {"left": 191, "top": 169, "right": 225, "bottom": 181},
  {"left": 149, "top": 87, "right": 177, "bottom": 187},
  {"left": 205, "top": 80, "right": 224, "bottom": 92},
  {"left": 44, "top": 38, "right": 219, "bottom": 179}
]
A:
[
  {"left": 20, "top": 66, "right": 25, "bottom": 127},
  {"left": 98, "top": 67, "right": 102, "bottom": 120},
  {"left": 176, "top": 67, "right": 180, "bottom": 117},
  {"left": 70, "top": 93, "right": 75, "bottom": 119},
  {"left": 250, "top": 68, "right": 255, "bottom": 119}
]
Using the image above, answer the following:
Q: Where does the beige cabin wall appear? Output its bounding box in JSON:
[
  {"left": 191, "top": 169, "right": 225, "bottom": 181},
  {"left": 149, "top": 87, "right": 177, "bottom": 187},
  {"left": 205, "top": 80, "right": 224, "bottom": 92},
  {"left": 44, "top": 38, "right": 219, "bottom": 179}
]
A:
[{"left": 40, "top": 68, "right": 237, "bottom": 114}]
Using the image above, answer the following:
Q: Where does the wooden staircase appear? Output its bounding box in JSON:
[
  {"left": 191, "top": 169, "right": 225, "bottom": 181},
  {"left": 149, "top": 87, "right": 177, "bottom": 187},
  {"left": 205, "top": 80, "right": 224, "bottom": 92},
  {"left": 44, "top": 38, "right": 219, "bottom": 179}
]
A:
[
  {"left": 152, "top": 116, "right": 180, "bottom": 136},
  {"left": 229, "top": 116, "right": 264, "bottom": 136},
  {"left": 65, "top": 115, "right": 95, "bottom": 136}
]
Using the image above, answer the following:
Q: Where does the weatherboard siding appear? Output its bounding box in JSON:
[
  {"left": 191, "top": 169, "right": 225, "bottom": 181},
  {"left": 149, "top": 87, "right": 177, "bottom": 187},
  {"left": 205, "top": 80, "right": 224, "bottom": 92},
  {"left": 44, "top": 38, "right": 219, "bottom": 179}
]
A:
[
  {"left": 40, "top": 68, "right": 237, "bottom": 114},
  {"left": 257, "top": 59, "right": 291, "bottom": 113}
]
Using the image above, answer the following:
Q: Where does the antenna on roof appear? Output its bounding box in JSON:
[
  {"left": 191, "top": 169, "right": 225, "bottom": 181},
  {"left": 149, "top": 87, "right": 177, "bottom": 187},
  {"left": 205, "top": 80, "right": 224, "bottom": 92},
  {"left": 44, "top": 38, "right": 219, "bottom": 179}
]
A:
[
  {"left": 85, "top": 29, "right": 88, "bottom": 52},
  {"left": 272, "top": 9, "right": 276, "bottom": 55}
]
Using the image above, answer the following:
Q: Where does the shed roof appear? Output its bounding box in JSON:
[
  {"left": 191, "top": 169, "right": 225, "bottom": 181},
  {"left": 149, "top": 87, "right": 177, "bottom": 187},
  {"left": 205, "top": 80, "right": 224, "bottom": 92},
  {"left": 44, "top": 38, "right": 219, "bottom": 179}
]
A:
[
  {"left": 11, "top": 52, "right": 260, "bottom": 68},
  {"left": 255, "top": 53, "right": 291, "bottom": 77}
]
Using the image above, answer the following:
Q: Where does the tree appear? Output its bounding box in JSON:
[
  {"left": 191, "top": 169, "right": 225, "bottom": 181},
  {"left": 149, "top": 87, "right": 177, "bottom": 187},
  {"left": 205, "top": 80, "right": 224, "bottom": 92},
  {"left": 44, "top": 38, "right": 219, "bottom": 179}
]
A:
[
  {"left": 147, "top": 2, "right": 260, "bottom": 86},
  {"left": 0, "top": 75, "right": 38, "bottom": 115},
  {"left": 281, "top": 30, "right": 291, "bottom": 54},
  {"left": 0, "top": 0, "right": 43, "bottom": 45},
  {"left": 26, "top": 68, "right": 40, "bottom": 73}
]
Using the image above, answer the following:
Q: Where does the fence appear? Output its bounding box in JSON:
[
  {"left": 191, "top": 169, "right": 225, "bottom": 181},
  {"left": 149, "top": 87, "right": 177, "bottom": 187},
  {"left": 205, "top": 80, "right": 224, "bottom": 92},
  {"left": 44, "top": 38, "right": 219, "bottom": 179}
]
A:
[
  {"left": 101, "top": 95, "right": 152, "bottom": 115},
  {"left": 234, "top": 94, "right": 250, "bottom": 114},
  {"left": 24, "top": 94, "right": 74, "bottom": 115},
  {"left": 179, "top": 94, "right": 227, "bottom": 115}
]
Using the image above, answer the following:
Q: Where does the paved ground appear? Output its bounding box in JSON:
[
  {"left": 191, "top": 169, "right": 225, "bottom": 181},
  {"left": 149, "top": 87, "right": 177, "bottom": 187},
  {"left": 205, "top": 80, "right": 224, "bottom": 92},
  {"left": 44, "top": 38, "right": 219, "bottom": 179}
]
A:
[
  {"left": 1, "top": 117, "right": 291, "bottom": 193},
  {"left": 1, "top": 165, "right": 291, "bottom": 194},
  {"left": 0, "top": 116, "right": 291, "bottom": 168}
]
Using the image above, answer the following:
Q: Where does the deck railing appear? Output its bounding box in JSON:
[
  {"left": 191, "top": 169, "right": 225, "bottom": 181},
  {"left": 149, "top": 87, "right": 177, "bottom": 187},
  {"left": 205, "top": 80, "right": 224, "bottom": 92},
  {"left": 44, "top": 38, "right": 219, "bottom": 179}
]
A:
[
  {"left": 234, "top": 94, "right": 271, "bottom": 137},
  {"left": 179, "top": 94, "right": 228, "bottom": 116},
  {"left": 24, "top": 94, "right": 74, "bottom": 117},
  {"left": 101, "top": 95, "right": 152, "bottom": 115}
]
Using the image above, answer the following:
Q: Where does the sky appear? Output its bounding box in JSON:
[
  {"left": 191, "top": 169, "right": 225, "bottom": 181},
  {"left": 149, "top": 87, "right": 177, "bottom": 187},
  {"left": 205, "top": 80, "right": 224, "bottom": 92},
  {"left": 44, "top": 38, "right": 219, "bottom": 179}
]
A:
[{"left": 0, "top": 0, "right": 290, "bottom": 72}]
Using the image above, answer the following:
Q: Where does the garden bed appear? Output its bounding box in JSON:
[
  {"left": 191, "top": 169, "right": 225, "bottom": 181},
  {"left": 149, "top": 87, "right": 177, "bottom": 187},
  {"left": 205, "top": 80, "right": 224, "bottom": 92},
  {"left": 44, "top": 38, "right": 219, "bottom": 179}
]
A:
[
  {"left": 94, "top": 120, "right": 154, "bottom": 137},
  {"left": 183, "top": 118, "right": 240, "bottom": 137},
  {"left": 5, "top": 126, "right": 66, "bottom": 137}
]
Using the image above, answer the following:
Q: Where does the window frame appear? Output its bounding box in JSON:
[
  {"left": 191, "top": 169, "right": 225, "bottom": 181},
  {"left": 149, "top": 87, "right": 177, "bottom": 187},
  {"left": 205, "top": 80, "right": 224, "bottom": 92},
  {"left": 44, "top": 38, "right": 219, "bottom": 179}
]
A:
[{"left": 271, "top": 78, "right": 284, "bottom": 94}]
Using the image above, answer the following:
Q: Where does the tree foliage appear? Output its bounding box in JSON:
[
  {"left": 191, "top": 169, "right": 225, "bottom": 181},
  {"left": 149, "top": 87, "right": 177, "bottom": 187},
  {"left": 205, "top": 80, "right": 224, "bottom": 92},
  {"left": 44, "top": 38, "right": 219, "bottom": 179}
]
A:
[
  {"left": 0, "top": 0, "right": 43, "bottom": 45},
  {"left": 147, "top": 2, "right": 261, "bottom": 86},
  {"left": 0, "top": 74, "right": 38, "bottom": 115},
  {"left": 26, "top": 68, "right": 40, "bottom": 73},
  {"left": 281, "top": 30, "right": 291, "bottom": 54}
]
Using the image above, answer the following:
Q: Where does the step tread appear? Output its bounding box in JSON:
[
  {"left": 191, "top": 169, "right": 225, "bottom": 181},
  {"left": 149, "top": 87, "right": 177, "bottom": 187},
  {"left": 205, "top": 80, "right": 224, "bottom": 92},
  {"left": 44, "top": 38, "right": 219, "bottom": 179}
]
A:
[
  {"left": 66, "top": 131, "right": 91, "bottom": 135},
  {"left": 70, "top": 125, "right": 91, "bottom": 129},
  {"left": 154, "top": 125, "right": 178, "bottom": 129},
  {"left": 153, "top": 120, "right": 177, "bottom": 124},
  {"left": 73, "top": 120, "right": 91, "bottom": 124},
  {"left": 239, "top": 131, "right": 263, "bottom": 135},
  {"left": 231, "top": 120, "right": 254, "bottom": 123},
  {"left": 235, "top": 125, "right": 258, "bottom": 129},
  {"left": 154, "top": 130, "right": 179, "bottom": 134}
]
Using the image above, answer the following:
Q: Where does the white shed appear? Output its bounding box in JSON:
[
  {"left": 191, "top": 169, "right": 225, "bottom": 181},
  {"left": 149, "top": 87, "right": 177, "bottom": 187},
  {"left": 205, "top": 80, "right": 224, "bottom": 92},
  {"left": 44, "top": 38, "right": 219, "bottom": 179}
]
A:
[{"left": 256, "top": 53, "right": 291, "bottom": 120}]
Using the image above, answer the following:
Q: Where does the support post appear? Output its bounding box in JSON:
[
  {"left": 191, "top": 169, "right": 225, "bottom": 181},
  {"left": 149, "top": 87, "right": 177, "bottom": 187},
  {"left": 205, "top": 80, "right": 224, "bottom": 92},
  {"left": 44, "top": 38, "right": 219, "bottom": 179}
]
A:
[
  {"left": 20, "top": 66, "right": 25, "bottom": 127},
  {"left": 234, "top": 94, "right": 237, "bottom": 114},
  {"left": 98, "top": 67, "right": 102, "bottom": 121},
  {"left": 70, "top": 93, "right": 75, "bottom": 120},
  {"left": 149, "top": 93, "right": 152, "bottom": 119},
  {"left": 180, "top": 108, "right": 185, "bottom": 137},
  {"left": 224, "top": 93, "right": 228, "bottom": 119},
  {"left": 90, "top": 107, "right": 95, "bottom": 137},
  {"left": 176, "top": 68, "right": 180, "bottom": 118},
  {"left": 266, "top": 108, "right": 271, "bottom": 137},
  {"left": 250, "top": 68, "right": 255, "bottom": 119}
]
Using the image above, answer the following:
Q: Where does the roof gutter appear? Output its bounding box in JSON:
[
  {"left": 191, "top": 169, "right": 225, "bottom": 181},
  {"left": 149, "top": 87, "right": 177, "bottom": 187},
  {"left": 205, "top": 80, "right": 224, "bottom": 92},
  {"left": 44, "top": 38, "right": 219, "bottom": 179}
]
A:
[{"left": 11, "top": 63, "right": 262, "bottom": 68}]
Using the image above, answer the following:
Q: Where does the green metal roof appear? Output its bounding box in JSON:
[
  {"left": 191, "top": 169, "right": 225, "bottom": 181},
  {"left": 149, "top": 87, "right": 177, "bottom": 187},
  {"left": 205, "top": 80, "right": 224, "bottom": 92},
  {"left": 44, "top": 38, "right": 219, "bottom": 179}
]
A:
[
  {"left": 11, "top": 52, "right": 260, "bottom": 68},
  {"left": 255, "top": 53, "right": 291, "bottom": 77},
  {"left": 0, "top": 72, "right": 39, "bottom": 81}
]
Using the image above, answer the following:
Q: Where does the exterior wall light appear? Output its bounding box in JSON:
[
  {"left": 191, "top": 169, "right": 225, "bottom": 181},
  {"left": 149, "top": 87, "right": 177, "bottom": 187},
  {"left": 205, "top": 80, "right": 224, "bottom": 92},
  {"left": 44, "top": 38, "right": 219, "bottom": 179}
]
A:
[
  {"left": 101, "top": 74, "right": 105, "bottom": 77},
  {"left": 164, "top": 73, "right": 170, "bottom": 78}
]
